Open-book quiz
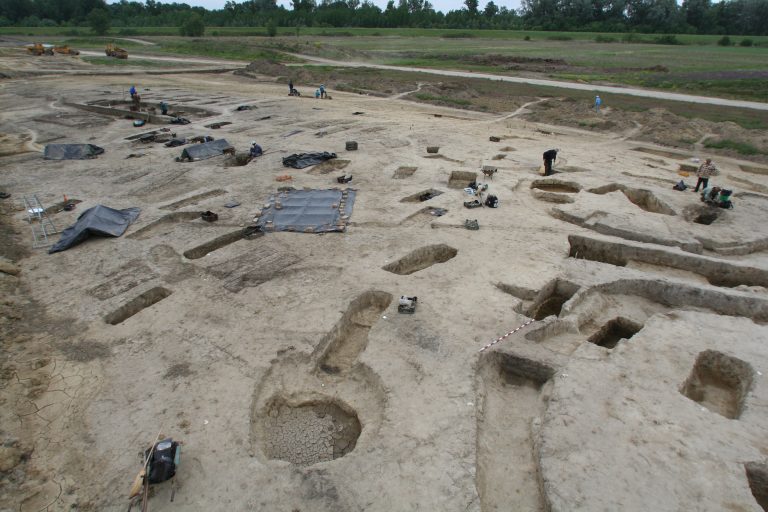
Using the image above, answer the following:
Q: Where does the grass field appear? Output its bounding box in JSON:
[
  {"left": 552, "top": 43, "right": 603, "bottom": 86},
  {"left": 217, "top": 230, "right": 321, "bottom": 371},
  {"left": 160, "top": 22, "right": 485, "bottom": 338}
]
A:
[{"left": 4, "top": 27, "right": 767, "bottom": 102}]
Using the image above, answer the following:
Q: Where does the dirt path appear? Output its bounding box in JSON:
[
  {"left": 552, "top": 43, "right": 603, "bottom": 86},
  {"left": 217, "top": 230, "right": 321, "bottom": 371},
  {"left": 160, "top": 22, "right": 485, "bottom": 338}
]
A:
[{"left": 288, "top": 54, "right": 768, "bottom": 112}]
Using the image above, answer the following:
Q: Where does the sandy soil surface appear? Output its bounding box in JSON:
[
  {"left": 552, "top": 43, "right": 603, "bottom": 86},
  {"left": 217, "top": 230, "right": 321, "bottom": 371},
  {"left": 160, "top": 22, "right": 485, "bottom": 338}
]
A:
[{"left": 1, "top": 53, "right": 768, "bottom": 512}]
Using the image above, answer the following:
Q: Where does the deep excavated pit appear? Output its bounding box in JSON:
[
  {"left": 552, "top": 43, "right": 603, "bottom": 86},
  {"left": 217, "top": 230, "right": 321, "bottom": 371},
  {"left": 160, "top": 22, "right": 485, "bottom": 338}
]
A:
[
  {"left": 476, "top": 352, "right": 555, "bottom": 512},
  {"left": 104, "top": 286, "right": 172, "bottom": 325},
  {"left": 448, "top": 171, "right": 477, "bottom": 189},
  {"left": 680, "top": 350, "right": 753, "bottom": 419},
  {"left": 382, "top": 244, "right": 458, "bottom": 275},
  {"left": 260, "top": 397, "right": 361, "bottom": 466},
  {"left": 183, "top": 229, "right": 250, "bottom": 260},
  {"left": 317, "top": 291, "right": 393, "bottom": 374},
  {"left": 523, "top": 279, "right": 580, "bottom": 320},
  {"left": 746, "top": 462, "right": 768, "bottom": 511},
  {"left": 587, "top": 317, "right": 642, "bottom": 349}
]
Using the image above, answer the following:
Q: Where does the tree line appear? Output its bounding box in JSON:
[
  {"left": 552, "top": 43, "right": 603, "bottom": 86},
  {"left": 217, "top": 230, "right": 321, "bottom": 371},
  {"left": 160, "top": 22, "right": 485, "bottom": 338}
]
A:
[{"left": 1, "top": 0, "right": 766, "bottom": 35}]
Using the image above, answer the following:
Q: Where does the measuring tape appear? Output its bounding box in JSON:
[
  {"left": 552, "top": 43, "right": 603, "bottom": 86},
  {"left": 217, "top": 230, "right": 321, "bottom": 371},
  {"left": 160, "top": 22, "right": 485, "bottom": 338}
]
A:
[{"left": 478, "top": 318, "right": 536, "bottom": 352}]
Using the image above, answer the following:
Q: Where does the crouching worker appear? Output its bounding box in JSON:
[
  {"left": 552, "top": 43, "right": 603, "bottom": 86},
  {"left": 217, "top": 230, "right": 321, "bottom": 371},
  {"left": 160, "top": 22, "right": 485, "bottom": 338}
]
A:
[
  {"left": 250, "top": 141, "right": 263, "bottom": 158},
  {"left": 542, "top": 148, "right": 559, "bottom": 176}
]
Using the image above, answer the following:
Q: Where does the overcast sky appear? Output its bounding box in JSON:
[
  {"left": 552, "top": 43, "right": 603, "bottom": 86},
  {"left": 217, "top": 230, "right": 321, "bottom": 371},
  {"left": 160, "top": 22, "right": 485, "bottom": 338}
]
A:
[{"left": 139, "top": 0, "right": 523, "bottom": 14}]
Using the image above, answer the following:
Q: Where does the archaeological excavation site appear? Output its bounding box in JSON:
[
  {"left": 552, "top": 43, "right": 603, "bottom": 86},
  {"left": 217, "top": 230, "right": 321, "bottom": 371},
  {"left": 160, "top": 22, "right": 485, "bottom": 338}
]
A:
[{"left": 1, "top": 46, "right": 768, "bottom": 512}]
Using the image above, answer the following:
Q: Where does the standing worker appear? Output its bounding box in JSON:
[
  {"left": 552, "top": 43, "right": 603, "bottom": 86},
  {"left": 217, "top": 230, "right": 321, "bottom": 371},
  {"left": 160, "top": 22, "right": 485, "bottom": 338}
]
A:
[
  {"left": 289, "top": 79, "right": 293, "bottom": 95},
  {"left": 542, "top": 148, "right": 559, "bottom": 176},
  {"left": 319, "top": 84, "right": 326, "bottom": 99},
  {"left": 159, "top": 100, "right": 168, "bottom": 115},
  {"left": 594, "top": 95, "right": 602, "bottom": 112},
  {"left": 694, "top": 158, "right": 719, "bottom": 192},
  {"left": 129, "top": 85, "right": 137, "bottom": 99}
]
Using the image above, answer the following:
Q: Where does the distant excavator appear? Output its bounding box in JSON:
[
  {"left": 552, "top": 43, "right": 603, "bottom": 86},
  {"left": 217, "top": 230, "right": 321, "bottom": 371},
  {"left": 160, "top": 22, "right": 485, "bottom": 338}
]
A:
[
  {"left": 26, "top": 43, "right": 53, "bottom": 56},
  {"left": 105, "top": 43, "right": 128, "bottom": 59},
  {"left": 27, "top": 43, "right": 80, "bottom": 56},
  {"left": 54, "top": 45, "right": 80, "bottom": 55}
]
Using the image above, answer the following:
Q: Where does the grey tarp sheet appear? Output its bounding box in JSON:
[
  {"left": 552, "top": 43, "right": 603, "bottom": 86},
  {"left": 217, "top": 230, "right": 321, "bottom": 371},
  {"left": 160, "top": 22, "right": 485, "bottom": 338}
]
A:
[
  {"left": 49, "top": 205, "right": 140, "bottom": 254},
  {"left": 256, "top": 189, "right": 356, "bottom": 233},
  {"left": 180, "top": 139, "right": 231, "bottom": 161},
  {"left": 43, "top": 144, "right": 104, "bottom": 160},
  {"left": 282, "top": 152, "right": 337, "bottom": 169}
]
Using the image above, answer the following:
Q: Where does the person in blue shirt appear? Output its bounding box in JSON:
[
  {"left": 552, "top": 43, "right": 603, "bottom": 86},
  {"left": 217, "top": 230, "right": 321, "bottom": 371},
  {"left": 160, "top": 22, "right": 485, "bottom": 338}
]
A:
[
  {"left": 130, "top": 85, "right": 137, "bottom": 98},
  {"left": 595, "top": 95, "right": 602, "bottom": 112},
  {"left": 319, "top": 84, "right": 326, "bottom": 99},
  {"left": 249, "top": 141, "right": 263, "bottom": 158}
]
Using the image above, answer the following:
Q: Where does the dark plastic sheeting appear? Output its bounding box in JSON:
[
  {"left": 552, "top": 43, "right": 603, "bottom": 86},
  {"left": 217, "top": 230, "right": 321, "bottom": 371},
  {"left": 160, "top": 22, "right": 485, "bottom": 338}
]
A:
[
  {"left": 282, "top": 152, "right": 337, "bottom": 169},
  {"left": 256, "top": 188, "right": 355, "bottom": 233},
  {"left": 180, "top": 139, "right": 231, "bottom": 161},
  {"left": 49, "top": 205, "right": 141, "bottom": 254},
  {"left": 43, "top": 144, "right": 104, "bottom": 160}
]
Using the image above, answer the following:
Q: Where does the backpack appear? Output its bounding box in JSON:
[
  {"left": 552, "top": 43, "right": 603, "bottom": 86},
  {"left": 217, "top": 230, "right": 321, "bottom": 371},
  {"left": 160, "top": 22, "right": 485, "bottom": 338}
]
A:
[{"left": 485, "top": 194, "right": 499, "bottom": 208}]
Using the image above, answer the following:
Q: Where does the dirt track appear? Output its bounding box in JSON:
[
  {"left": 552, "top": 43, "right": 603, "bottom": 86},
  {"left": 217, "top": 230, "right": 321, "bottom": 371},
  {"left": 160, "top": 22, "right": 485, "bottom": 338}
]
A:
[{"left": 290, "top": 53, "right": 768, "bottom": 111}]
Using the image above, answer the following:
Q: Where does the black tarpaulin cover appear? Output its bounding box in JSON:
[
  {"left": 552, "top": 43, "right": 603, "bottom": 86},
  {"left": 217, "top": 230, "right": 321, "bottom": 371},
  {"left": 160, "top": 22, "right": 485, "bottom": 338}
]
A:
[
  {"left": 43, "top": 144, "right": 104, "bottom": 160},
  {"left": 49, "top": 205, "right": 140, "bottom": 253},
  {"left": 180, "top": 139, "right": 231, "bottom": 161},
  {"left": 256, "top": 188, "right": 355, "bottom": 233},
  {"left": 282, "top": 152, "right": 337, "bottom": 169}
]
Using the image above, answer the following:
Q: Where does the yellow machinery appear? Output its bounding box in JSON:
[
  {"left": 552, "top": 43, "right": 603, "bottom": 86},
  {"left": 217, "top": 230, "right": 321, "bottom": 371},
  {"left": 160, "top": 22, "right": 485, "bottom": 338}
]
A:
[
  {"left": 54, "top": 45, "right": 80, "bottom": 56},
  {"left": 27, "top": 43, "right": 54, "bottom": 56},
  {"left": 105, "top": 43, "right": 128, "bottom": 59}
]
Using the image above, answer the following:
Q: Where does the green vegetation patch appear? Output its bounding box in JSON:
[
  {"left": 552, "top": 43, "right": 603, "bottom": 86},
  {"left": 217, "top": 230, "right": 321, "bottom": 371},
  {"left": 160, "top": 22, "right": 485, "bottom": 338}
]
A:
[
  {"left": 704, "top": 139, "right": 764, "bottom": 155},
  {"left": 414, "top": 93, "right": 471, "bottom": 106}
]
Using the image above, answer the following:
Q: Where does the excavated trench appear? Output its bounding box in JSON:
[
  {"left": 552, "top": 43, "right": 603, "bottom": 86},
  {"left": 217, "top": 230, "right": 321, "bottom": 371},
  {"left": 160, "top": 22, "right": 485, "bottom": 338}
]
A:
[
  {"left": 680, "top": 350, "right": 753, "bottom": 419},
  {"left": 317, "top": 291, "right": 393, "bottom": 374},
  {"left": 382, "top": 244, "right": 458, "bottom": 275},
  {"left": 104, "top": 286, "right": 172, "bottom": 325},
  {"left": 531, "top": 179, "right": 581, "bottom": 194},
  {"left": 160, "top": 189, "right": 227, "bottom": 210},
  {"left": 588, "top": 184, "right": 676, "bottom": 216},
  {"left": 260, "top": 396, "right": 361, "bottom": 466},
  {"left": 183, "top": 229, "right": 254, "bottom": 260},
  {"left": 476, "top": 352, "right": 555, "bottom": 512},
  {"left": 400, "top": 189, "right": 444, "bottom": 203},
  {"left": 128, "top": 211, "right": 202, "bottom": 240},
  {"left": 393, "top": 166, "right": 417, "bottom": 179},
  {"left": 746, "top": 462, "right": 768, "bottom": 511},
  {"left": 568, "top": 235, "right": 768, "bottom": 289}
]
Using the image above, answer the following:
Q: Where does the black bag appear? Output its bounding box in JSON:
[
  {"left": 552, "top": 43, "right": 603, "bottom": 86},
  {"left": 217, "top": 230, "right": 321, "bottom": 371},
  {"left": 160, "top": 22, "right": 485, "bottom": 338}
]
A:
[
  {"left": 146, "top": 439, "right": 179, "bottom": 484},
  {"left": 485, "top": 194, "right": 498, "bottom": 208}
]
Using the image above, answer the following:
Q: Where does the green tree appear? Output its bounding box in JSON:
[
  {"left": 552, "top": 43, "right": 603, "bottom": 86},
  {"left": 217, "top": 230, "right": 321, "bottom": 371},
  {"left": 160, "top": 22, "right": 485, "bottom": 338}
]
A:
[
  {"left": 87, "top": 8, "right": 110, "bottom": 35},
  {"left": 464, "top": 0, "right": 479, "bottom": 15},
  {"left": 483, "top": 1, "right": 498, "bottom": 17},
  {"left": 266, "top": 17, "right": 277, "bottom": 36},
  {"left": 180, "top": 13, "right": 205, "bottom": 36}
]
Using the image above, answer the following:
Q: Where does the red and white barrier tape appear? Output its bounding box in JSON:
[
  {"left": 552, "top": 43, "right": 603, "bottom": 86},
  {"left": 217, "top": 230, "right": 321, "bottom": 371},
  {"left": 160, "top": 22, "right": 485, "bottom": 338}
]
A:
[{"left": 478, "top": 318, "right": 536, "bottom": 352}]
